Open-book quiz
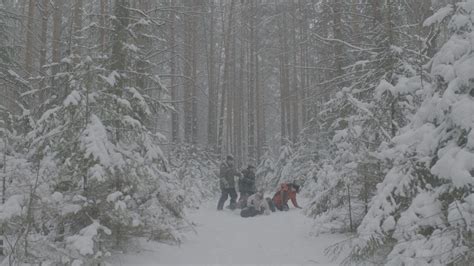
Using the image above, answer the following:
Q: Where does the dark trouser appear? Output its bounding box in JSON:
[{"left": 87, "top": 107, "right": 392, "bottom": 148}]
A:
[
  {"left": 217, "top": 188, "right": 238, "bottom": 210},
  {"left": 266, "top": 198, "right": 276, "bottom": 212},
  {"left": 237, "top": 192, "right": 251, "bottom": 208},
  {"left": 240, "top": 206, "right": 263, "bottom": 218},
  {"left": 276, "top": 203, "right": 289, "bottom": 211}
]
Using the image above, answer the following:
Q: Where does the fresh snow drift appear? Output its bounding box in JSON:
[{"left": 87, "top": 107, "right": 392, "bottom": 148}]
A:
[{"left": 112, "top": 199, "right": 345, "bottom": 265}]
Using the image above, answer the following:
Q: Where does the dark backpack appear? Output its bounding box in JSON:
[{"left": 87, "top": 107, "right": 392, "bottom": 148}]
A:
[{"left": 240, "top": 206, "right": 261, "bottom": 218}]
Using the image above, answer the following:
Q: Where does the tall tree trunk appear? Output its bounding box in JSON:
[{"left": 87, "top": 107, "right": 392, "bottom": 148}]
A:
[
  {"left": 100, "top": 0, "right": 108, "bottom": 53},
  {"left": 277, "top": 6, "right": 287, "bottom": 144},
  {"left": 347, "top": 184, "right": 353, "bottom": 232},
  {"left": 283, "top": 7, "right": 291, "bottom": 142},
  {"left": 39, "top": 0, "right": 49, "bottom": 103},
  {"left": 72, "top": 0, "right": 83, "bottom": 65},
  {"left": 24, "top": 0, "right": 35, "bottom": 76},
  {"left": 385, "top": 0, "right": 395, "bottom": 75},
  {"left": 241, "top": 3, "right": 249, "bottom": 165},
  {"left": 183, "top": 1, "right": 194, "bottom": 143},
  {"left": 291, "top": 1, "right": 299, "bottom": 143},
  {"left": 248, "top": 0, "right": 256, "bottom": 161},
  {"left": 232, "top": 19, "right": 241, "bottom": 166},
  {"left": 332, "top": 0, "right": 344, "bottom": 80},
  {"left": 218, "top": 0, "right": 235, "bottom": 155},
  {"left": 169, "top": 0, "right": 179, "bottom": 142},
  {"left": 51, "top": 0, "right": 64, "bottom": 94},
  {"left": 299, "top": 0, "right": 307, "bottom": 126},
  {"left": 183, "top": 0, "right": 201, "bottom": 144},
  {"left": 371, "top": 0, "right": 383, "bottom": 26},
  {"left": 191, "top": 3, "right": 199, "bottom": 145},
  {"left": 111, "top": 0, "right": 128, "bottom": 94},
  {"left": 226, "top": 24, "right": 235, "bottom": 156},
  {"left": 385, "top": 0, "right": 397, "bottom": 138},
  {"left": 207, "top": 0, "right": 217, "bottom": 148},
  {"left": 136, "top": 0, "right": 151, "bottom": 92},
  {"left": 2, "top": 138, "right": 6, "bottom": 204},
  {"left": 216, "top": 0, "right": 226, "bottom": 155},
  {"left": 277, "top": 2, "right": 291, "bottom": 144},
  {"left": 254, "top": 1, "right": 264, "bottom": 162},
  {"left": 238, "top": 15, "right": 246, "bottom": 165}
]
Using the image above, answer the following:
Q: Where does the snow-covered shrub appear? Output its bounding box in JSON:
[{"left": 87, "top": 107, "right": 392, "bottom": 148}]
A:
[
  {"left": 256, "top": 148, "right": 276, "bottom": 191},
  {"left": 169, "top": 145, "right": 220, "bottom": 208},
  {"left": 303, "top": 88, "right": 386, "bottom": 234},
  {"left": 346, "top": 2, "right": 474, "bottom": 264},
  {"left": 261, "top": 142, "right": 292, "bottom": 191},
  {"left": 302, "top": 0, "right": 431, "bottom": 236},
  {"left": 258, "top": 137, "right": 317, "bottom": 194},
  {"left": 280, "top": 137, "right": 319, "bottom": 190},
  {"left": 0, "top": 3, "right": 190, "bottom": 263},
  {"left": 0, "top": 71, "right": 187, "bottom": 264}
]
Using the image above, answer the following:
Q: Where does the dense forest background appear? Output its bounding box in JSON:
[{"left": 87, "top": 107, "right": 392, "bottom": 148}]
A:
[{"left": 0, "top": 0, "right": 473, "bottom": 265}]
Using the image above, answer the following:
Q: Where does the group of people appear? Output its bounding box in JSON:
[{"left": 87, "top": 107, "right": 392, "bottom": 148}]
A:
[{"left": 217, "top": 155, "right": 302, "bottom": 218}]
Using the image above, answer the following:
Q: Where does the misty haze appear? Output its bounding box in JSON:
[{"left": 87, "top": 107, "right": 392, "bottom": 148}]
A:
[{"left": 0, "top": 0, "right": 474, "bottom": 265}]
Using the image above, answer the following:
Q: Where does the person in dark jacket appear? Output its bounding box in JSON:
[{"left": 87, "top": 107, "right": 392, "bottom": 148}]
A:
[
  {"left": 237, "top": 164, "right": 256, "bottom": 208},
  {"left": 217, "top": 155, "right": 241, "bottom": 210}
]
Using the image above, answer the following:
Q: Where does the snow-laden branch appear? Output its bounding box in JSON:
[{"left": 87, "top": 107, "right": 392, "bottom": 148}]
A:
[{"left": 310, "top": 32, "right": 379, "bottom": 55}]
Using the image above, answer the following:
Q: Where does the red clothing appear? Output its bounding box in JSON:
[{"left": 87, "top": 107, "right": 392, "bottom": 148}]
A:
[{"left": 272, "top": 183, "right": 299, "bottom": 209}]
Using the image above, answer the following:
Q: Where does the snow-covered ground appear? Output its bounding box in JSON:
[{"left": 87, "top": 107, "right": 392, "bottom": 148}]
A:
[{"left": 111, "top": 198, "right": 345, "bottom": 265}]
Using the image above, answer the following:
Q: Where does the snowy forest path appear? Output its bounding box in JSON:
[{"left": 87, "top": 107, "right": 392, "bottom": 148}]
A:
[{"left": 112, "top": 198, "right": 344, "bottom": 265}]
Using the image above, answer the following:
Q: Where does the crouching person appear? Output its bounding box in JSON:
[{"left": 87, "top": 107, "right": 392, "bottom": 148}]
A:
[
  {"left": 272, "top": 182, "right": 302, "bottom": 211},
  {"left": 240, "top": 190, "right": 274, "bottom": 218}
]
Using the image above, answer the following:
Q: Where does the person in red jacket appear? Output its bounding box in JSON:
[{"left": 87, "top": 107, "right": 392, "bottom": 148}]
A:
[{"left": 272, "top": 182, "right": 302, "bottom": 211}]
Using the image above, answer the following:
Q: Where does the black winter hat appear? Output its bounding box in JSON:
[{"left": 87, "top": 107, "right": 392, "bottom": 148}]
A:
[
  {"left": 226, "top": 154, "right": 234, "bottom": 161},
  {"left": 291, "top": 183, "right": 301, "bottom": 193}
]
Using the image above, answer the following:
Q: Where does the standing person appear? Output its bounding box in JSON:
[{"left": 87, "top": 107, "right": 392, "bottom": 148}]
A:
[
  {"left": 217, "top": 155, "right": 240, "bottom": 210},
  {"left": 237, "top": 164, "right": 256, "bottom": 208},
  {"left": 272, "top": 182, "right": 302, "bottom": 211}
]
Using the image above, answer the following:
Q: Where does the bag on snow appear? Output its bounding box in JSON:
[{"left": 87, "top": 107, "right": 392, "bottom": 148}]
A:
[{"left": 240, "top": 206, "right": 260, "bottom": 218}]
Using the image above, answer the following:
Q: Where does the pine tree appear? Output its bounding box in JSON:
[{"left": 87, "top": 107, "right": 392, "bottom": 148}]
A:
[
  {"left": 346, "top": 2, "right": 474, "bottom": 264},
  {"left": 170, "top": 145, "right": 220, "bottom": 209},
  {"left": 256, "top": 148, "right": 276, "bottom": 190},
  {"left": 266, "top": 142, "right": 292, "bottom": 190},
  {"left": 0, "top": 1, "right": 189, "bottom": 263}
]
